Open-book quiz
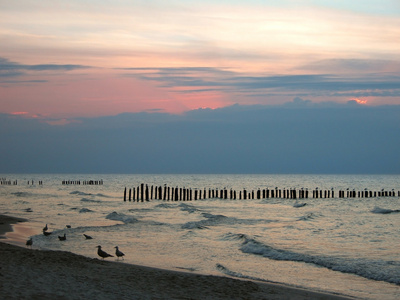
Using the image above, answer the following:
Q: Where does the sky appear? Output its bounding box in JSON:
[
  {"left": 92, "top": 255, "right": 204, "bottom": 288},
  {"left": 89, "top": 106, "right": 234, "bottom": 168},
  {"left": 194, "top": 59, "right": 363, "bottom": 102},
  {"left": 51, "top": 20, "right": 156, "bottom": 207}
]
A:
[{"left": 1, "top": 0, "right": 399, "bottom": 174}]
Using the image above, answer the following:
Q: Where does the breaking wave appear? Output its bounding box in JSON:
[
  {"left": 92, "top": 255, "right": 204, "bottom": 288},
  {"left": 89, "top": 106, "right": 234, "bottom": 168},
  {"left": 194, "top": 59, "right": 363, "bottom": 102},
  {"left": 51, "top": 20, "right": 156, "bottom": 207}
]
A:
[
  {"left": 79, "top": 208, "right": 94, "bottom": 213},
  {"left": 235, "top": 234, "right": 400, "bottom": 285},
  {"left": 71, "top": 191, "right": 111, "bottom": 198},
  {"left": 80, "top": 198, "right": 102, "bottom": 203},
  {"left": 370, "top": 206, "right": 400, "bottom": 214},
  {"left": 216, "top": 264, "right": 268, "bottom": 282},
  {"left": 105, "top": 211, "right": 138, "bottom": 224},
  {"left": 181, "top": 213, "right": 228, "bottom": 229}
]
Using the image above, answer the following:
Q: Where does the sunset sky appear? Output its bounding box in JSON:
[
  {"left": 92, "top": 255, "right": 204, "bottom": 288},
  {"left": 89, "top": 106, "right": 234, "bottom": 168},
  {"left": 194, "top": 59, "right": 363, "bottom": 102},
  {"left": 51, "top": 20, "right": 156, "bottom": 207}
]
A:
[
  {"left": 1, "top": 1, "right": 400, "bottom": 174},
  {"left": 1, "top": 0, "right": 400, "bottom": 120}
]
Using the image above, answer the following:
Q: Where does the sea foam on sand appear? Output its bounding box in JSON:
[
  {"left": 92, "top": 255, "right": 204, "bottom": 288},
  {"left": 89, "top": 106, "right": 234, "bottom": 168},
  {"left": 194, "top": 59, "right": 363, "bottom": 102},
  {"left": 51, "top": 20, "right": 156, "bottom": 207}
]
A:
[{"left": 0, "top": 214, "right": 354, "bottom": 300}]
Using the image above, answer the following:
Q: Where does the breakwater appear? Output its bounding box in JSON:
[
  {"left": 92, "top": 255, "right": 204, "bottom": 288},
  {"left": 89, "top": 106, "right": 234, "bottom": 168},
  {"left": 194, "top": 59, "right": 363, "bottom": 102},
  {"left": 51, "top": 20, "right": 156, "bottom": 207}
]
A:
[
  {"left": 123, "top": 184, "right": 400, "bottom": 202},
  {"left": 61, "top": 179, "right": 103, "bottom": 185},
  {"left": 0, "top": 178, "right": 103, "bottom": 185}
]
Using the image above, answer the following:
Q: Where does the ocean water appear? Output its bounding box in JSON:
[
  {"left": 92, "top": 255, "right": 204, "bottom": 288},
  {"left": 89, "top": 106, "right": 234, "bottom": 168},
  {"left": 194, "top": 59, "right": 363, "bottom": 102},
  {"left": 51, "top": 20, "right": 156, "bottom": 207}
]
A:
[{"left": 1, "top": 174, "right": 399, "bottom": 299}]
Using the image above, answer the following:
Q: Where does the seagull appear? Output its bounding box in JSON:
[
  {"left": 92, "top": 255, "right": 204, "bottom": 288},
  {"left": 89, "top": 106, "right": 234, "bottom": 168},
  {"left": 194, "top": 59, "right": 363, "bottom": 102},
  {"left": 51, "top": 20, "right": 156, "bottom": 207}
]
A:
[
  {"left": 96, "top": 246, "right": 113, "bottom": 259},
  {"left": 114, "top": 246, "right": 125, "bottom": 260},
  {"left": 58, "top": 233, "right": 66, "bottom": 241},
  {"left": 26, "top": 237, "right": 33, "bottom": 248},
  {"left": 43, "top": 224, "right": 48, "bottom": 231},
  {"left": 83, "top": 234, "right": 93, "bottom": 240},
  {"left": 43, "top": 231, "right": 52, "bottom": 236}
]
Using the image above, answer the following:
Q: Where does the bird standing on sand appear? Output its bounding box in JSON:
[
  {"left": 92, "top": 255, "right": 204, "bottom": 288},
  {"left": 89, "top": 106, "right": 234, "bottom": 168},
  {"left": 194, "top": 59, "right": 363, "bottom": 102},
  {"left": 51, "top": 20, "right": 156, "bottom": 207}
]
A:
[
  {"left": 83, "top": 234, "right": 93, "bottom": 240},
  {"left": 114, "top": 246, "right": 125, "bottom": 260},
  {"left": 43, "top": 224, "right": 48, "bottom": 231},
  {"left": 58, "top": 233, "right": 66, "bottom": 241},
  {"left": 96, "top": 245, "right": 113, "bottom": 259},
  {"left": 26, "top": 237, "right": 33, "bottom": 247}
]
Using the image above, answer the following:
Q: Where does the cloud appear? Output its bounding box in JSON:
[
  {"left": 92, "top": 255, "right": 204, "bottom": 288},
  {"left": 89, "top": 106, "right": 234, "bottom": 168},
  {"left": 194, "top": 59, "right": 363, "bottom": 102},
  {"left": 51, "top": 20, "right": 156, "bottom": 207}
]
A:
[
  {"left": 1, "top": 102, "right": 399, "bottom": 174},
  {"left": 298, "top": 58, "right": 400, "bottom": 74},
  {"left": 122, "top": 67, "right": 400, "bottom": 97},
  {"left": 0, "top": 57, "right": 91, "bottom": 77}
]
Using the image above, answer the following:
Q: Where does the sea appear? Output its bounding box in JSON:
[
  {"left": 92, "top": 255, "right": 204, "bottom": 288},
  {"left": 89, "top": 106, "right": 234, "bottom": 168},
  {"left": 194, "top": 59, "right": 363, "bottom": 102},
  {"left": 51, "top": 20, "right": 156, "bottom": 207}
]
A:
[{"left": 1, "top": 174, "right": 399, "bottom": 299}]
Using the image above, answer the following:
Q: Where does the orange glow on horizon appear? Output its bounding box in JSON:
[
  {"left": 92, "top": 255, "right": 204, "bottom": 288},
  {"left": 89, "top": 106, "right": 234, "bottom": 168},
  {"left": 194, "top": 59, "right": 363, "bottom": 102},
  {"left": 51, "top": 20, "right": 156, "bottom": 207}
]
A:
[
  {"left": 351, "top": 98, "right": 367, "bottom": 105},
  {"left": 10, "top": 112, "right": 29, "bottom": 115}
]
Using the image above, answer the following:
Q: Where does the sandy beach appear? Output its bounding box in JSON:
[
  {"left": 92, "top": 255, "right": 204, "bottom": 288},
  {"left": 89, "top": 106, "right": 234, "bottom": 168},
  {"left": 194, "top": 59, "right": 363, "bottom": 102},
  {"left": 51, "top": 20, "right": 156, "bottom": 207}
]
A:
[{"left": 0, "top": 214, "right": 356, "bottom": 300}]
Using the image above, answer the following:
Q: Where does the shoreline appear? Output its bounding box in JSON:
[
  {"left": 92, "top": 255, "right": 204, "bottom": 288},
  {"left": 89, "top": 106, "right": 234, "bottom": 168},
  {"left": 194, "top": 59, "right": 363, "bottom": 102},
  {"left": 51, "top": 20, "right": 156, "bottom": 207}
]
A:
[
  {"left": 0, "top": 214, "right": 356, "bottom": 299},
  {"left": 0, "top": 214, "right": 27, "bottom": 237}
]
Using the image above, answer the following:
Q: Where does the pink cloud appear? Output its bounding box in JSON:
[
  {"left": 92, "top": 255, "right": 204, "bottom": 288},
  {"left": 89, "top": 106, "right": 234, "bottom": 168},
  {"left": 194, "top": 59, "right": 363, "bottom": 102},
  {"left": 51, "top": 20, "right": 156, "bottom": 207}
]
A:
[{"left": 10, "top": 111, "right": 29, "bottom": 115}]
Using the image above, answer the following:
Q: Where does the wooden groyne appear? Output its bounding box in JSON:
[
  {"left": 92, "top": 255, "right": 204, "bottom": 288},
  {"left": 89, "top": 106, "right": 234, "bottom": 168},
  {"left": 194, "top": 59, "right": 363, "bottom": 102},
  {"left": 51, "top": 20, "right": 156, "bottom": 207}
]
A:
[
  {"left": 0, "top": 179, "right": 43, "bottom": 185},
  {"left": 61, "top": 179, "right": 103, "bottom": 185},
  {"left": 0, "top": 178, "right": 18, "bottom": 185},
  {"left": 123, "top": 184, "right": 400, "bottom": 202},
  {"left": 0, "top": 178, "right": 103, "bottom": 186}
]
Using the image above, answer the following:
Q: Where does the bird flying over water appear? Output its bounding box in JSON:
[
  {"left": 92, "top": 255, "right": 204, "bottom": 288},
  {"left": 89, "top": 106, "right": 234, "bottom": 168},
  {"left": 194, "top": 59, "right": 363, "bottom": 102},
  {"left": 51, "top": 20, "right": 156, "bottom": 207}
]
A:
[
  {"left": 114, "top": 246, "right": 125, "bottom": 260},
  {"left": 83, "top": 234, "right": 93, "bottom": 240},
  {"left": 26, "top": 237, "right": 33, "bottom": 247},
  {"left": 96, "top": 245, "right": 113, "bottom": 259},
  {"left": 58, "top": 233, "right": 66, "bottom": 241}
]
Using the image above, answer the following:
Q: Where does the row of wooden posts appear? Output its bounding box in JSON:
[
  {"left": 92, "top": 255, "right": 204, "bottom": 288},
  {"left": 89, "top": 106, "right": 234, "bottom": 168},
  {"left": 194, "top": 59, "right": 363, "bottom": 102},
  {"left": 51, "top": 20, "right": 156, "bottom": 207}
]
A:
[
  {"left": 124, "top": 184, "right": 400, "bottom": 202},
  {"left": 0, "top": 179, "right": 103, "bottom": 186},
  {"left": 0, "top": 180, "right": 43, "bottom": 185},
  {"left": 0, "top": 179, "right": 18, "bottom": 185},
  {"left": 62, "top": 180, "right": 104, "bottom": 185}
]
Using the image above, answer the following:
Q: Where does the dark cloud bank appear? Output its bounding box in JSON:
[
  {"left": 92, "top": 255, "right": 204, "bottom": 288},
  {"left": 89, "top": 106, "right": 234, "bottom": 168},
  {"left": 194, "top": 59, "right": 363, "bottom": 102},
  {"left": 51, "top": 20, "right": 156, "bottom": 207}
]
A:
[{"left": 1, "top": 101, "right": 399, "bottom": 174}]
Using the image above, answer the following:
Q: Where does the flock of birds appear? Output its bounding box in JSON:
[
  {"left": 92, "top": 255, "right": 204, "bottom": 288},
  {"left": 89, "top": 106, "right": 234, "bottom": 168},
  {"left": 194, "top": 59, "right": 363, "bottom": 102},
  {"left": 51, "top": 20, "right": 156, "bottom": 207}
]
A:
[{"left": 25, "top": 223, "right": 125, "bottom": 261}]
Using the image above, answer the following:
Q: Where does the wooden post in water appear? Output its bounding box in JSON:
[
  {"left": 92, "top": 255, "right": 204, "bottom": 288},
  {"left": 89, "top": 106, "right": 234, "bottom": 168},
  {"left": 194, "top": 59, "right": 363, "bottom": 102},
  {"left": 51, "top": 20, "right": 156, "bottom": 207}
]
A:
[{"left": 157, "top": 186, "right": 161, "bottom": 200}]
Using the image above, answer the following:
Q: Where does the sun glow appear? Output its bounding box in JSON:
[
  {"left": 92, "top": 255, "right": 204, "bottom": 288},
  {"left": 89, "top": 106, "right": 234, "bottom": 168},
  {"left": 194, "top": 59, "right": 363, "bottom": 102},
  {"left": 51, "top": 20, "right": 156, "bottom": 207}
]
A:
[
  {"left": 351, "top": 98, "right": 368, "bottom": 105},
  {"left": 10, "top": 112, "right": 28, "bottom": 115}
]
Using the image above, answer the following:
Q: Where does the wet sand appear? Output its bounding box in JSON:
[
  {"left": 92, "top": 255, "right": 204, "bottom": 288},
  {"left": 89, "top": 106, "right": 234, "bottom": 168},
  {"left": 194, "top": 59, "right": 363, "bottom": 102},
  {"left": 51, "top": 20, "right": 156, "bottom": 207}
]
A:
[
  {"left": 0, "top": 214, "right": 356, "bottom": 299},
  {"left": 0, "top": 215, "right": 27, "bottom": 238}
]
